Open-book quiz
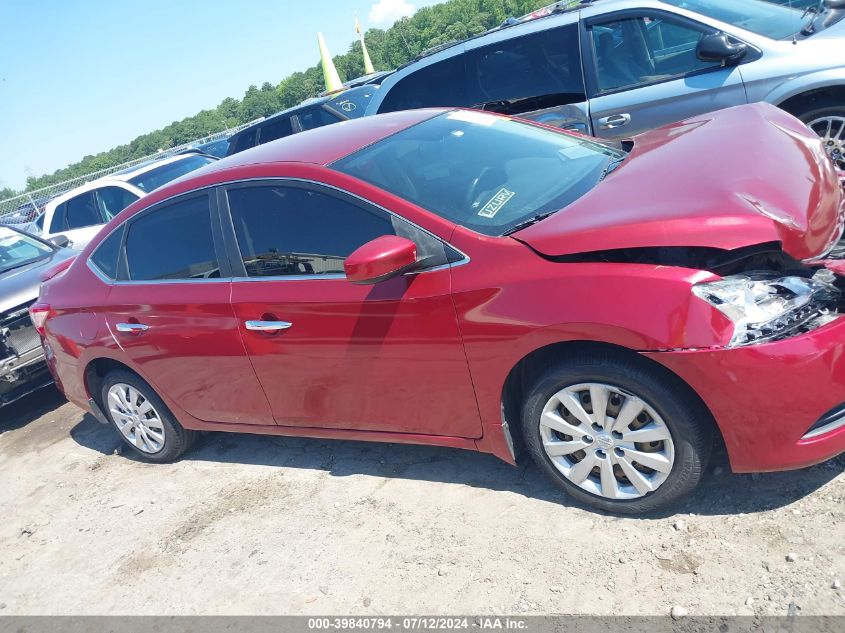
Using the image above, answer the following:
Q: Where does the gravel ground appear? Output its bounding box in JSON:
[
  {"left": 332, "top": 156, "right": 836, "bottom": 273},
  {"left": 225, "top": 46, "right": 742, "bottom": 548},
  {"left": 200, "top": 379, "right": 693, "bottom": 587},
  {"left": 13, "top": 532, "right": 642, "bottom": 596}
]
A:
[{"left": 1, "top": 386, "right": 843, "bottom": 616}]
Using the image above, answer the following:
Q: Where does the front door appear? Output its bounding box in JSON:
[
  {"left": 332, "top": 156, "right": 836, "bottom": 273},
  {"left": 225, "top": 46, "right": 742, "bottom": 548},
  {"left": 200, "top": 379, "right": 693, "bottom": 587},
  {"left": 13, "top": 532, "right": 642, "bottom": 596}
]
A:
[
  {"left": 584, "top": 10, "right": 749, "bottom": 138},
  {"left": 224, "top": 181, "right": 482, "bottom": 438},
  {"left": 102, "top": 192, "right": 274, "bottom": 426}
]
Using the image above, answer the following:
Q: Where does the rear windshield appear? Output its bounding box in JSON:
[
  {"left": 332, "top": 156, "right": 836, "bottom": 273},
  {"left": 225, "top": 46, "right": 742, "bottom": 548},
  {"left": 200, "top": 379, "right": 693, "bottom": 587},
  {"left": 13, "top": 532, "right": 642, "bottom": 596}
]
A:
[
  {"left": 129, "top": 155, "right": 216, "bottom": 193},
  {"left": 661, "top": 0, "right": 803, "bottom": 40},
  {"left": 332, "top": 111, "right": 622, "bottom": 236}
]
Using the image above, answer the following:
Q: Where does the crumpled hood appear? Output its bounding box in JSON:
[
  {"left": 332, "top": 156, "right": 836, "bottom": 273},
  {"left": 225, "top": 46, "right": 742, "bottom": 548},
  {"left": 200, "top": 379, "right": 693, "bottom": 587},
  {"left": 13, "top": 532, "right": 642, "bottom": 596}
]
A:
[
  {"left": 0, "top": 248, "right": 76, "bottom": 314},
  {"left": 513, "top": 103, "right": 844, "bottom": 261}
]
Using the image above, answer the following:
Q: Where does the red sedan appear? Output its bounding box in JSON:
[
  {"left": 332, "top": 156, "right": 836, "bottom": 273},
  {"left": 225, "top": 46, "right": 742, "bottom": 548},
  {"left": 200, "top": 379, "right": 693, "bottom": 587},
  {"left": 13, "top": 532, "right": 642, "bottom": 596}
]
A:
[{"left": 33, "top": 104, "right": 845, "bottom": 513}]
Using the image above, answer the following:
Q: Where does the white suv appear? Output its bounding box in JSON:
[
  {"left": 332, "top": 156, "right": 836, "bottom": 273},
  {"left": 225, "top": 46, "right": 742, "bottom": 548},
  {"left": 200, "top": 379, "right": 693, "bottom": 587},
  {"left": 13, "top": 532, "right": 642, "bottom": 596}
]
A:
[{"left": 35, "top": 152, "right": 216, "bottom": 248}]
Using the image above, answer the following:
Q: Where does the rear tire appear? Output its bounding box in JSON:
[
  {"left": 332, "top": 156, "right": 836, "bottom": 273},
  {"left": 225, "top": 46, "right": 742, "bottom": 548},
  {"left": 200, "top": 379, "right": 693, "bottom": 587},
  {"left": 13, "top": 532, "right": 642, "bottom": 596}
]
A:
[
  {"left": 100, "top": 370, "right": 196, "bottom": 463},
  {"left": 521, "top": 351, "right": 713, "bottom": 514}
]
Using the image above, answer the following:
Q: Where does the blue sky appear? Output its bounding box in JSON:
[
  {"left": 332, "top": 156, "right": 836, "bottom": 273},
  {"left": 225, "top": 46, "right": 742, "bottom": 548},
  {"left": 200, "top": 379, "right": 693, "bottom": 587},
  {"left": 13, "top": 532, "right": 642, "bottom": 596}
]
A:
[{"left": 0, "top": 0, "right": 443, "bottom": 190}]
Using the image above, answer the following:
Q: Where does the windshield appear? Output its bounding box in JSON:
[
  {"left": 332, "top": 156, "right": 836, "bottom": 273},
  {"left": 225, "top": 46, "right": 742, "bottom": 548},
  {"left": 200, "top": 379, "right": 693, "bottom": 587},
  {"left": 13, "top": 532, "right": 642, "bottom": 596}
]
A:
[
  {"left": 661, "top": 0, "right": 804, "bottom": 39},
  {"left": 0, "top": 226, "right": 53, "bottom": 274},
  {"left": 128, "top": 154, "right": 216, "bottom": 193},
  {"left": 332, "top": 111, "right": 623, "bottom": 236}
]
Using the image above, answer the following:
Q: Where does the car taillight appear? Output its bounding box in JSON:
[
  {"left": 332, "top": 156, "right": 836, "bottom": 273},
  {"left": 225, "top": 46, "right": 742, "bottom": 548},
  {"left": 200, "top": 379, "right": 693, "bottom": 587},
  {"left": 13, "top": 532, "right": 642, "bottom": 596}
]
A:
[
  {"left": 29, "top": 303, "right": 52, "bottom": 335},
  {"left": 41, "top": 256, "right": 76, "bottom": 282}
]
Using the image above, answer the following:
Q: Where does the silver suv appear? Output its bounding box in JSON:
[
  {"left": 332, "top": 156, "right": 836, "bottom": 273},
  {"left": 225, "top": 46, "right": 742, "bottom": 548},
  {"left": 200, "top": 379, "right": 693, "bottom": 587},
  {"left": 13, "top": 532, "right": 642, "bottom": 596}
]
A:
[{"left": 366, "top": 0, "right": 845, "bottom": 167}]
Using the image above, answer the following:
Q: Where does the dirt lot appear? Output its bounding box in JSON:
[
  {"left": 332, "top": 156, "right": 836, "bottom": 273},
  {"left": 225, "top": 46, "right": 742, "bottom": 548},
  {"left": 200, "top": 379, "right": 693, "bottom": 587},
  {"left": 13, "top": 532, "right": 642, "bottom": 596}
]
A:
[{"left": 0, "top": 386, "right": 843, "bottom": 616}]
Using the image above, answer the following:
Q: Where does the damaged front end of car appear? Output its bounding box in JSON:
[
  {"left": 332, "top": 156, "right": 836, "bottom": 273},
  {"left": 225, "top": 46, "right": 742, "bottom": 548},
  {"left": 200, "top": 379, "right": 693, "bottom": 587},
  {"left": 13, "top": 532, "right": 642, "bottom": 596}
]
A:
[{"left": 0, "top": 301, "right": 52, "bottom": 406}]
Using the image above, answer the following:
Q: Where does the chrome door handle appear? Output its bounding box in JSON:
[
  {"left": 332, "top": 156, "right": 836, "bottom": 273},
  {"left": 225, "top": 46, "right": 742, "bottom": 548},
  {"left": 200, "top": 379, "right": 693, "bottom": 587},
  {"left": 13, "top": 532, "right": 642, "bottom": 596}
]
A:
[
  {"left": 245, "top": 320, "right": 293, "bottom": 332},
  {"left": 115, "top": 323, "right": 149, "bottom": 333},
  {"left": 597, "top": 113, "right": 632, "bottom": 130}
]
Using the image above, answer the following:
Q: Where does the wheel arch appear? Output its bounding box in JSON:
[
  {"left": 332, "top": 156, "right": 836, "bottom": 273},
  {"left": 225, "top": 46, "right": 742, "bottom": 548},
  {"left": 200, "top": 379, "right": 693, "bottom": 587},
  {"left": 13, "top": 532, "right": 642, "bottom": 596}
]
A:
[
  {"left": 499, "top": 340, "right": 723, "bottom": 461},
  {"left": 769, "top": 73, "right": 845, "bottom": 116},
  {"left": 84, "top": 357, "right": 143, "bottom": 410}
]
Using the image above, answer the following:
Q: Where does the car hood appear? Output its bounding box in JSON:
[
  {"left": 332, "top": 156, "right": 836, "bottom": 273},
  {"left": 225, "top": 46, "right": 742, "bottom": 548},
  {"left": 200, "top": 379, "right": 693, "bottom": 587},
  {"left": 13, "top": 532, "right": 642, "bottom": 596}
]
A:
[
  {"left": 513, "top": 103, "right": 844, "bottom": 261},
  {"left": 0, "top": 248, "right": 77, "bottom": 313}
]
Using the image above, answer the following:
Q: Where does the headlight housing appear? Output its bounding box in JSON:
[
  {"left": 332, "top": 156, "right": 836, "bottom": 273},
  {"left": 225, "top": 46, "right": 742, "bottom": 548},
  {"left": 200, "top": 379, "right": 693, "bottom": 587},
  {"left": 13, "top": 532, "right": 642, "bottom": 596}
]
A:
[{"left": 692, "top": 274, "right": 839, "bottom": 347}]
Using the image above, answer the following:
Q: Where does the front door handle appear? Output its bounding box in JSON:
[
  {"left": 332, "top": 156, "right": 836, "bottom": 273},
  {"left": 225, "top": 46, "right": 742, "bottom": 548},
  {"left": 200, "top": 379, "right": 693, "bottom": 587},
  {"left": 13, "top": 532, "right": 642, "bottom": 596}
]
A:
[
  {"left": 115, "top": 323, "right": 149, "bottom": 334},
  {"left": 597, "top": 113, "right": 632, "bottom": 130},
  {"left": 245, "top": 320, "right": 293, "bottom": 332}
]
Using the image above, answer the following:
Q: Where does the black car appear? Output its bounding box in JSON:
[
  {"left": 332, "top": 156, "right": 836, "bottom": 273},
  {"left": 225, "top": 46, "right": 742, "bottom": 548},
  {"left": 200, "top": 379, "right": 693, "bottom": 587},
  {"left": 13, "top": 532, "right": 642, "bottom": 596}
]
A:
[{"left": 226, "top": 84, "right": 380, "bottom": 156}]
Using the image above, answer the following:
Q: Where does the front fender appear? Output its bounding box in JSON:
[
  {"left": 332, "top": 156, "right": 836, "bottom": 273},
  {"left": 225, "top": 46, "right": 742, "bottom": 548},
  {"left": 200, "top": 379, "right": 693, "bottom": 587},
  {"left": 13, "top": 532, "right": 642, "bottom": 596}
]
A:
[{"left": 765, "top": 68, "right": 845, "bottom": 108}]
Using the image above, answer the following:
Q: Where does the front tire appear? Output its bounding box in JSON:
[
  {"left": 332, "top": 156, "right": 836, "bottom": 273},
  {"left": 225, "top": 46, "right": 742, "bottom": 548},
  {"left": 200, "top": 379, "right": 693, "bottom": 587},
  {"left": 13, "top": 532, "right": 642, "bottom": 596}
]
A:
[
  {"left": 796, "top": 101, "right": 845, "bottom": 170},
  {"left": 521, "top": 351, "right": 713, "bottom": 514},
  {"left": 100, "top": 370, "right": 196, "bottom": 463}
]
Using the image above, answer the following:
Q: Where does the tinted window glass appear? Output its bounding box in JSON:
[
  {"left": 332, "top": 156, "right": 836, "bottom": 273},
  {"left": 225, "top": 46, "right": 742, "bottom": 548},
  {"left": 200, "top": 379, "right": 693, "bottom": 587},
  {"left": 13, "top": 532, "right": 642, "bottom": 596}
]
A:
[
  {"left": 333, "top": 111, "right": 622, "bottom": 236},
  {"left": 228, "top": 128, "right": 257, "bottom": 155},
  {"left": 378, "top": 56, "right": 469, "bottom": 113},
  {"left": 297, "top": 108, "right": 341, "bottom": 131},
  {"left": 592, "top": 16, "right": 717, "bottom": 93},
  {"left": 35, "top": 213, "right": 45, "bottom": 230},
  {"left": 227, "top": 186, "right": 396, "bottom": 277},
  {"left": 49, "top": 203, "right": 67, "bottom": 233},
  {"left": 125, "top": 196, "right": 220, "bottom": 280},
  {"left": 90, "top": 227, "right": 123, "bottom": 279},
  {"left": 96, "top": 187, "right": 139, "bottom": 219},
  {"left": 65, "top": 192, "right": 102, "bottom": 230},
  {"left": 258, "top": 117, "right": 294, "bottom": 144},
  {"left": 466, "top": 24, "right": 585, "bottom": 106},
  {"left": 128, "top": 155, "right": 215, "bottom": 193}
]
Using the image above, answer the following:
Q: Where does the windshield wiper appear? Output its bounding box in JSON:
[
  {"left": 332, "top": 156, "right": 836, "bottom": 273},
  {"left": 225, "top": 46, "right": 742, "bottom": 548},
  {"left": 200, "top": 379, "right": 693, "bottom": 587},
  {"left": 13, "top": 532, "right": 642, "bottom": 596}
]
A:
[
  {"left": 598, "top": 154, "right": 627, "bottom": 182},
  {"left": 800, "top": 6, "right": 820, "bottom": 36},
  {"left": 0, "top": 257, "right": 46, "bottom": 275},
  {"left": 503, "top": 210, "right": 558, "bottom": 236}
]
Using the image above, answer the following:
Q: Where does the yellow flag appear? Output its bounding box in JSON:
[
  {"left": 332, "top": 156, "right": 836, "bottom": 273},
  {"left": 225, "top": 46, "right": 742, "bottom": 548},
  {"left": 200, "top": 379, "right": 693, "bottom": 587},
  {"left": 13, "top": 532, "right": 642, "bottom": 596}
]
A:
[
  {"left": 317, "top": 32, "right": 343, "bottom": 93},
  {"left": 356, "top": 17, "right": 375, "bottom": 75},
  {"left": 355, "top": 15, "right": 362, "bottom": 34}
]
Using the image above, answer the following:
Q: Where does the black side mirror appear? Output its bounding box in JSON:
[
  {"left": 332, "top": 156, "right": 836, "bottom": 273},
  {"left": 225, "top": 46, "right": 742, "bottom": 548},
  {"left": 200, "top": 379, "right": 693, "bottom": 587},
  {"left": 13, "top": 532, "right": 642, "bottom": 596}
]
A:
[
  {"left": 696, "top": 32, "right": 747, "bottom": 65},
  {"left": 49, "top": 234, "right": 70, "bottom": 248}
]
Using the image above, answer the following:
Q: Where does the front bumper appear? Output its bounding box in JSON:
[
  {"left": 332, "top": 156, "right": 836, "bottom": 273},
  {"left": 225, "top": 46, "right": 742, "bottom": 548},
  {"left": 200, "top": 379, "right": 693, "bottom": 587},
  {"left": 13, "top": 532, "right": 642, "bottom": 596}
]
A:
[
  {"left": 0, "top": 351, "right": 52, "bottom": 406},
  {"left": 643, "top": 316, "right": 845, "bottom": 473}
]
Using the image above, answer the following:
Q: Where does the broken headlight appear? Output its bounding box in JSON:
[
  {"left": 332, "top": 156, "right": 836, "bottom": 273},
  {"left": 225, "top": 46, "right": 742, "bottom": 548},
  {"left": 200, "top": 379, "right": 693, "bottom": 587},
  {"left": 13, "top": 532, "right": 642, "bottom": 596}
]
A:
[{"left": 692, "top": 275, "right": 839, "bottom": 347}]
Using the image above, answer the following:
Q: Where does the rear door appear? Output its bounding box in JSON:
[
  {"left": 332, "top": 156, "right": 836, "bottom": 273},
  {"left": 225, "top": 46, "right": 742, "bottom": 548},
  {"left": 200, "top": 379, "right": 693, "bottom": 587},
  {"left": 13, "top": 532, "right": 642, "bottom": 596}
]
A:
[
  {"left": 223, "top": 180, "right": 482, "bottom": 438},
  {"left": 584, "top": 9, "right": 749, "bottom": 138},
  {"left": 100, "top": 191, "right": 274, "bottom": 426}
]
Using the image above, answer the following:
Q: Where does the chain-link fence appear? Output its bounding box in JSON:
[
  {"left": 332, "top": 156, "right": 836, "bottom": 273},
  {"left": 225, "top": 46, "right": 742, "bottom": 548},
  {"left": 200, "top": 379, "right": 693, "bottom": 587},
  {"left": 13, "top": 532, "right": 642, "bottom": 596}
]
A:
[{"left": 0, "top": 122, "right": 255, "bottom": 224}]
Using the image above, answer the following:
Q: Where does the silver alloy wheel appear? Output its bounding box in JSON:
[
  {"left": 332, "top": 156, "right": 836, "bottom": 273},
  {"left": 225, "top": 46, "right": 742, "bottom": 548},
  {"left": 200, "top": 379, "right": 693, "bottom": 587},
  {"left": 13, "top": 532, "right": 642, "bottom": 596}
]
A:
[
  {"left": 539, "top": 382, "right": 675, "bottom": 500},
  {"left": 808, "top": 116, "right": 845, "bottom": 170},
  {"left": 107, "top": 383, "right": 166, "bottom": 454}
]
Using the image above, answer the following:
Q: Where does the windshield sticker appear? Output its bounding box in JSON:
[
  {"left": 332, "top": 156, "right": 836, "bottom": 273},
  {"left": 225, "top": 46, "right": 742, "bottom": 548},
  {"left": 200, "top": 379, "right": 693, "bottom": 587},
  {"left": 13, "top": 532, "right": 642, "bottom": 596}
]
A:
[
  {"left": 478, "top": 188, "right": 515, "bottom": 218},
  {"left": 447, "top": 111, "right": 498, "bottom": 126}
]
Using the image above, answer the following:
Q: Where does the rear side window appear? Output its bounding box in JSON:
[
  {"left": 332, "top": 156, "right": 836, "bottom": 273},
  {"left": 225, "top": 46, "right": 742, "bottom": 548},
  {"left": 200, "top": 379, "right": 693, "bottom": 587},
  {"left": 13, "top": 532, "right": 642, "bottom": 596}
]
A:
[
  {"left": 125, "top": 195, "right": 220, "bottom": 280},
  {"left": 65, "top": 192, "right": 102, "bottom": 230},
  {"left": 378, "top": 55, "right": 469, "bottom": 113},
  {"left": 90, "top": 227, "right": 123, "bottom": 280},
  {"left": 96, "top": 187, "right": 139, "bottom": 219},
  {"left": 257, "top": 117, "right": 294, "bottom": 144},
  {"left": 466, "top": 24, "right": 585, "bottom": 106},
  {"left": 227, "top": 185, "right": 396, "bottom": 277},
  {"left": 297, "top": 108, "right": 341, "bottom": 131}
]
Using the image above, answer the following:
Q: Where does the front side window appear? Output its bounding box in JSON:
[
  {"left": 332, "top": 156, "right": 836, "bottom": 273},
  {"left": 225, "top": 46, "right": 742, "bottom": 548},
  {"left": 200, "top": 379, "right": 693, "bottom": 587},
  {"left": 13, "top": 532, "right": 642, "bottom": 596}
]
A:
[
  {"left": 378, "top": 55, "right": 469, "bottom": 113},
  {"left": 332, "top": 111, "right": 623, "bottom": 236},
  {"left": 96, "top": 186, "right": 139, "bottom": 219},
  {"left": 591, "top": 15, "right": 719, "bottom": 93},
  {"left": 64, "top": 191, "right": 103, "bottom": 230},
  {"left": 128, "top": 155, "right": 215, "bottom": 193},
  {"left": 125, "top": 195, "right": 220, "bottom": 280},
  {"left": 0, "top": 226, "right": 53, "bottom": 274},
  {"left": 227, "top": 185, "right": 396, "bottom": 277},
  {"left": 49, "top": 203, "right": 67, "bottom": 234},
  {"left": 661, "top": 0, "right": 802, "bottom": 40},
  {"left": 228, "top": 128, "right": 257, "bottom": 155},
  {"left": 258, "top": 117, "right": 294, "bottom": 144},
  {"left": 466, "top": 24, "right": 585, "bottom": 107}
]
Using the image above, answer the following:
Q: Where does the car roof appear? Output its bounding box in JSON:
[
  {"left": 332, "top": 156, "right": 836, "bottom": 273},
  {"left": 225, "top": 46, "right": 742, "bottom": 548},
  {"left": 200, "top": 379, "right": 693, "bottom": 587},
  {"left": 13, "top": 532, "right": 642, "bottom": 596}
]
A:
[{"left": 207, "top": 108, "right": 444, "bottom": 173}]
